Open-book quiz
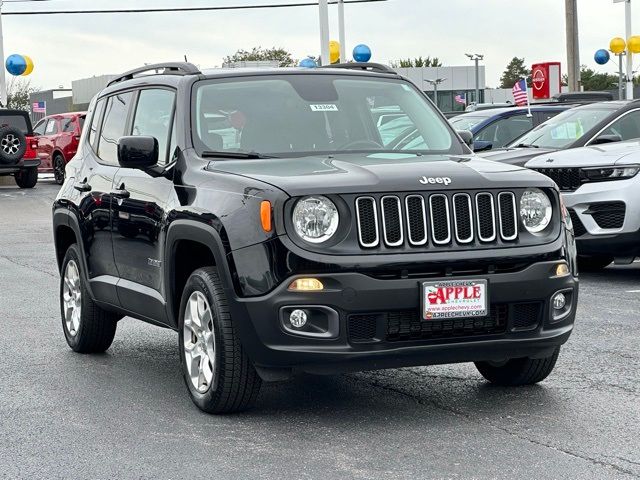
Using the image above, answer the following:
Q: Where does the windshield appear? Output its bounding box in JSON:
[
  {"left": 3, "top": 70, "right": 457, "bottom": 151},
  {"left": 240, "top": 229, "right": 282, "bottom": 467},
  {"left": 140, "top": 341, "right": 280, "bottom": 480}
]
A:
[
  {"left": 449, "top": 115, "right": 486, "bottom": 130},
  {"left": 508, "top": 106, "right": 614, "bottom": 149},
  {"left": 192, "top": 74, "right": 461, "bottom": 157}
]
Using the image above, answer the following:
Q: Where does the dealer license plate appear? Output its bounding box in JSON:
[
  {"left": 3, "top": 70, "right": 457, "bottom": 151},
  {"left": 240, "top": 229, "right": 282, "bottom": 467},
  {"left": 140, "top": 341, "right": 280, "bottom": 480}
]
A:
[{"left": 422, "top": 279, "right": 488, "bottom": 320}]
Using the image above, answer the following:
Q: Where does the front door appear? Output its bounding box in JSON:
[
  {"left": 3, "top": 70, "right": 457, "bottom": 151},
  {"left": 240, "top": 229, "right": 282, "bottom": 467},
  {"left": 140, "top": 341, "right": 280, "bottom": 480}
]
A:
[{"left": 111, "top": 88, "right": 177, "bottom": 323}]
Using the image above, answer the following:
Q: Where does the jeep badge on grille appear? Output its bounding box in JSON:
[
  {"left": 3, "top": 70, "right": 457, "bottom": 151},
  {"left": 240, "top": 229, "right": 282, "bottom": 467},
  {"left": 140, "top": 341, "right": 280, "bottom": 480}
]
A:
[{"left": 419, "top": 176, "right": 452, "bottom": 186}]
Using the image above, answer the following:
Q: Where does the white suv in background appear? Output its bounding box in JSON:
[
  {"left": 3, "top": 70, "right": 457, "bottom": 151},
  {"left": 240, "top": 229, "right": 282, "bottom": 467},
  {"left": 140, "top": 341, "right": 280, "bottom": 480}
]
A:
[{"left": 527, "top": 139, "right": 640, "bottom": 270}]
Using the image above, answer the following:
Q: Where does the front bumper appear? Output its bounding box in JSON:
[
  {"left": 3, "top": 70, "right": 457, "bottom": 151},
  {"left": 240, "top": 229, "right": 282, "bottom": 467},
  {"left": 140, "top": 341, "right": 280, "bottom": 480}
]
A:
[
  {"left": 228, "top": 260, "right": 578, "bottom": 377},
  {"left": 563, "top": 178, "right": 640, "bottom": 256}
]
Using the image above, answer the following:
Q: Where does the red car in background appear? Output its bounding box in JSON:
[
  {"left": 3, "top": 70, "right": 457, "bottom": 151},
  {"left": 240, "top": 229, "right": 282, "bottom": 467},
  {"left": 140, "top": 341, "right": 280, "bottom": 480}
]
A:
[{"left": 32, "top": 112, "right": 86, "bottom": 184}]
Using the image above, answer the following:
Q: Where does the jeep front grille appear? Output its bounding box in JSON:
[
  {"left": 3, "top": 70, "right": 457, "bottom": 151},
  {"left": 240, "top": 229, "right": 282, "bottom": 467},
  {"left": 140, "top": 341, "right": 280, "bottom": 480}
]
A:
[
  {"left": 533, "top": 168, "right": 582, "bottom": 191},
  {"left": 355, "top": 191, "right": 519, "bottom": 249}
]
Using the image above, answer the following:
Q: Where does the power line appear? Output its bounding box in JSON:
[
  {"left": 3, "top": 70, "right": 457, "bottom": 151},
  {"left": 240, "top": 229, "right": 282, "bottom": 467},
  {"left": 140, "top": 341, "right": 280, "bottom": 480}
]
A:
[{"left": 2, "top": 0, "right": 387, "bottom": 15}]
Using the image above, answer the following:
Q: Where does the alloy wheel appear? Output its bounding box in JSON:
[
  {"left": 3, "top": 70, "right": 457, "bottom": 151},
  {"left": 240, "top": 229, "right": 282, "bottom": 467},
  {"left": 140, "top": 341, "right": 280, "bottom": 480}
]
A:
[
  {"left": 183, "top": 291, "right": 216, "bottom": 393},
  {"left": 54, "top": 157, "right": 65, "bottom": 184},
  {"left": 62, "top": 260, "right": 82, "bottom": 336},
  {"left": 1, "top": 134, "right": 20, "bottom": 155}
]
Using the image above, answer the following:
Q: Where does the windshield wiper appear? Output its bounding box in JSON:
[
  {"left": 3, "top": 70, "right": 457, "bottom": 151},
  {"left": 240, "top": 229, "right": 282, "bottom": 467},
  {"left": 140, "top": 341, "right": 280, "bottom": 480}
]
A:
[
  {"left": 202, "top": 150, "right": 277, "bottom": 159},
  {"left": 512, "top": 143, "right": 540, "bottom": 149}
]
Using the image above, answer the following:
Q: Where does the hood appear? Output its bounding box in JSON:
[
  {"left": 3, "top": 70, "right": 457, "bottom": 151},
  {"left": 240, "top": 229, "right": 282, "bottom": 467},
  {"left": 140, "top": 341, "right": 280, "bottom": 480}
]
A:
[
  {"left": 525, "top": 140, "right": 640, "bottom": 169},
  {"left": 478, "top": 147, "right": 557, "bottom": 167},
  {"left": 206, "top": 153, "right": 555, "bottom": 196}
]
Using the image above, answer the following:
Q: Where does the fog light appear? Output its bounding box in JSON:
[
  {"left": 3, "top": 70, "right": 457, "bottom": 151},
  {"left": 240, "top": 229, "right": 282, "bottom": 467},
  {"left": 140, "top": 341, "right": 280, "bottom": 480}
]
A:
[
  {"left": 552, "top": 293, "right": 566, "bottom": 310},
  {"left": 289, "top": 309, "right": 308, "bottom": 328},
  {"left": 288, "top": 278, "right": 324, "bottom": 291},
  {"left": 555, "top": 263, "right": 569, "bottom": 277}
]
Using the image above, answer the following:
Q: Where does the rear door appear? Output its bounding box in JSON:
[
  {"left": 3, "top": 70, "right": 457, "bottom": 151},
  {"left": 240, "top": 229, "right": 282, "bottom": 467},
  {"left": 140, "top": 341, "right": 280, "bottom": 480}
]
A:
[
  {"left": 36, "top": 118, "right": 58, "bottom": 170},
  {"left": 111, "top": 88, "right": 177, "bottom": 322}
]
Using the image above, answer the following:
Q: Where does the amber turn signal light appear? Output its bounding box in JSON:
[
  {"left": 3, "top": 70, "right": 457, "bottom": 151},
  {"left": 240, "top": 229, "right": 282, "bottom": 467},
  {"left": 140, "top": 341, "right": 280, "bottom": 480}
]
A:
[
  {"left": 260, "top": 200, "right": 272, "bottom": 232},
  {"left": 288, "top": 278, "right": 324, "bottom": 291}
]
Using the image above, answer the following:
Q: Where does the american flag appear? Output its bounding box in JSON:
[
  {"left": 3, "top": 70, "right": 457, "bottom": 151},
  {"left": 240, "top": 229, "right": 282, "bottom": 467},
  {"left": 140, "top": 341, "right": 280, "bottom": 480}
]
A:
[
  {"left": 32, "top": 101, "right": 46, "bottom": 113},
  {"left": 454, "top": 93, "right": 466, "bottom": 105},
  {"left": 512, "top": 79, "right": 529, "bottom": 106}
]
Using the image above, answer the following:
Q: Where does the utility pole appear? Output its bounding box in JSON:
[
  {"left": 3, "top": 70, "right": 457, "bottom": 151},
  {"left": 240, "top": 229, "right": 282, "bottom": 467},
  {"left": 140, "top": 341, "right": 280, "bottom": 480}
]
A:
[
  {"left": 465, "top": 53, "right": 484, "bottom": 105},
  {"left": 338, "top": 0, "right": 346, "bottom": 63},
  {"left": 565, "top": 0, "right": 580, "bottom": 91},
  {"left": 424, "top": 78, "right": 446, "bottom": 109},
  {"left": 318, "top": 0, "right": 330, "bottom": 66},
  {"left": 624, "top": 0, "right": 634, "bottom": 99},
  {"left": 0, "top": 0, "right": 7, "bottom": 107},
  {"left": 618, "top": 52, "right": 626, "bottom": 100}
]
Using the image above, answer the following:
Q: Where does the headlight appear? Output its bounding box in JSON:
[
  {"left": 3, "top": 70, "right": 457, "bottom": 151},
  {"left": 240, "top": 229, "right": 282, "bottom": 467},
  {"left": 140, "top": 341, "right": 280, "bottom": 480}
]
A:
[
  {"left": 582, "top": 165, "right": 640, "bottom": 181},
  {"left": 292, "top": 196, "right": 339, "bottom": 243},
  {"left": 520, "top": 188, "right": 552, "bottom": 233}
]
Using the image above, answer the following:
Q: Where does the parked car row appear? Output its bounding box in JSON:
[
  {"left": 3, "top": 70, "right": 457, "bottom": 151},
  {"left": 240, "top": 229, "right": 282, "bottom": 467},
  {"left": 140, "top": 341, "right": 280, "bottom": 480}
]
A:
[{"left": 0, "top": 110, "right": 84, "bottom": 188}]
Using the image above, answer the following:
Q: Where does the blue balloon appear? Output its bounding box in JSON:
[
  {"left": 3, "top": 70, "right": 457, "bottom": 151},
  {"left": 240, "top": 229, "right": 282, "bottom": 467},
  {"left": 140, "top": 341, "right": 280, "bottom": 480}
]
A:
[
  {"left": 6, "top": 54, "right": 27, "bottom": 76},
  {"left": 353, "top": 44, "right": 372, "bottom": 63},
  {"left": 299, "top": 57, "right": 317, "bottom": 68},
  {"left": 594, "top": 49, "right": 610, "bottom": 65}
]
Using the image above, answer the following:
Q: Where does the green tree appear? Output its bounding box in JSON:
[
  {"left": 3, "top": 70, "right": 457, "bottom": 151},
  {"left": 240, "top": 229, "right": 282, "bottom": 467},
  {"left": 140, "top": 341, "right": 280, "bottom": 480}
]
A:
[
  {"left": 579, "top": 66, "right": 618, "bottom": 90},
  {"left": 499, "top": 57, "right": 530, "bottom": 88},
  {"left": 6, "top": 77, "right": 37, "bottom": 110},
  {"left": 223, "top": 47, "right": 296, "bottom": 67},
  {"left": 390, "top": 56, "right": 443, "bottom": 68}
]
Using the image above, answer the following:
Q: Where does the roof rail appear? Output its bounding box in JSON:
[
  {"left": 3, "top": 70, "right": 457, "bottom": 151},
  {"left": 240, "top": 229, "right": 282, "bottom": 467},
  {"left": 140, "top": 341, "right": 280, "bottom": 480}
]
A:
[
  {"left": 319, "top": 62, "right": 397, "bottom": 74},
  {"left": 107, "top": 62, "right": 201, "bottom": 86}
]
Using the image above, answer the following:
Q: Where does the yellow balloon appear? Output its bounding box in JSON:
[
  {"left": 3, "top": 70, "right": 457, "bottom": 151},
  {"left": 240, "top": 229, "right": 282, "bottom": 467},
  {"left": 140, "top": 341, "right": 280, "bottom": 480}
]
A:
[
  {"left": 329, "top": 40, "right": 340, "bottom": 64},
  {"left": 21, "top": 55, "right": 33, "bottom": 76},
  {"left": 628, "top": 36, "right": 640, "bottom": 54},
  {"left": 610, "top": 37, "right": 626, "bottom": 54}
]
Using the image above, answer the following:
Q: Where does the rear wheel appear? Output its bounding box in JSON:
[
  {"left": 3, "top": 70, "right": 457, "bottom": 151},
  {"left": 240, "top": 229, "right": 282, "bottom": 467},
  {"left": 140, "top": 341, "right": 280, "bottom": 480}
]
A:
[
  {"left": 14, "top": 166, "right": 38, "bottom": 189},
  {"left": 178, "top": 267, "right": 261, "bottom": 413},
  {"left": 60, "top": 244, "right": 119, "bottom": 353},
  {"left": 53, "top": 153, "right": 65, "bottom": 185},
  {"left": 475, "top": 347, "right": 560, "bottom": 386},
  {"left": 577, "top": 255, "right": 613, "bottom": 272}
]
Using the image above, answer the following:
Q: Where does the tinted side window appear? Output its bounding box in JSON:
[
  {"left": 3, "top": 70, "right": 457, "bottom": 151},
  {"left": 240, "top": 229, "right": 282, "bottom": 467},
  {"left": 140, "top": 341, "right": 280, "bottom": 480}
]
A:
[
  {"left": 33, "top": 119, "right": 46, "bottom": 136},
  {"left": 475, "top": 115, "right": 533, "bottom": 148},
  {"left": 88, "top": 100, "right": 106, "bottom": 149},
  {"left": 131, "top": 89, "right": 176, "bottom": 166},
  {"left": 62, "top": 118, "right": 75, "bottom": 133},
  {"left": 600, "top": 110, "right": 640, "bottom": 141},
  {"left": 98, "top": 92, "right": 134, "bottom": 165},
  {"left": 0, "top": 115, "right": 29, "bottom": 134}
]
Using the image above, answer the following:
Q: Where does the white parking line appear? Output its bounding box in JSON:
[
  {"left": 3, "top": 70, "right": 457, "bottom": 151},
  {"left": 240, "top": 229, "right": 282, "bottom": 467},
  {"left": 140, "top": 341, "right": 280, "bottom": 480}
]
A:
[{"left": 625, "top": 290, "right": 640, "bottom": 293}]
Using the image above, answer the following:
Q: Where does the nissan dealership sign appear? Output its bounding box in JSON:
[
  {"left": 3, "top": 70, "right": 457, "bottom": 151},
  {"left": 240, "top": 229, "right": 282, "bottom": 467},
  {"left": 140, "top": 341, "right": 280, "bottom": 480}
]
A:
[{"left": 531, "top": 62, "right": 561, "bottom": 100}]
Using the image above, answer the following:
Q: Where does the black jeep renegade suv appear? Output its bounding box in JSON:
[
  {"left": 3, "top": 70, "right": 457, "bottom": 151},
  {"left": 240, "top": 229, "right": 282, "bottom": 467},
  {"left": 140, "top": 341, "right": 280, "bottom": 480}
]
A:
[{"left": 52, "top": 62, "right": 579, "bottom": 413}]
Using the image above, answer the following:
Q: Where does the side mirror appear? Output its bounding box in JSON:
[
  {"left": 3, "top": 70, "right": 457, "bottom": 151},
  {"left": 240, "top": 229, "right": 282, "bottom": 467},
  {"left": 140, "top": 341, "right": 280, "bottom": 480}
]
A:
[
  {"left": 592, "top": 134, "right": 622, "bottom": 145},
  {"left": 118, "top": 136, "right": 158, "bottom": 169},
  {"left": 473, "top": 140, "right": 493, "bottom": 152},
  {"left": 457, "top": 130, "right": 474, "bottom": 149}
]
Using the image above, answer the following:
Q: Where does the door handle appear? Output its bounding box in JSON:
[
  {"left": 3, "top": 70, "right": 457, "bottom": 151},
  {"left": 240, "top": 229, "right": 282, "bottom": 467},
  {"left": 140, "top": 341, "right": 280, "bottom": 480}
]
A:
[
  {"left": 111, "top": 187, "right": 130, "bottom": 199},
  {"left": 74, "top": 180, "right": 91, "bottom": 192}
]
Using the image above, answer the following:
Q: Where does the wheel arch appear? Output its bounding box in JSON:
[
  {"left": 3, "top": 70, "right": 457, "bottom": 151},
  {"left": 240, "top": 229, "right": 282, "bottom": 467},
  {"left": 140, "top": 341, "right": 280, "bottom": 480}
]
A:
[{"left": 165, "top": 219, "right": 237, "bottom": 328}]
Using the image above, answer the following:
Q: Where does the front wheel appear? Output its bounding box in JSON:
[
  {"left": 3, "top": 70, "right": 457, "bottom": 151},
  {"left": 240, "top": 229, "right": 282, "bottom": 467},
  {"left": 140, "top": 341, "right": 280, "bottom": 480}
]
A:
[
  {"left": 178, "top": 268, "right": 261, "bottom": 414},
  {"left": 475, "top": 347, "right": 560, "bottom": 386},
  {"left": 14, "top": 166, "right": 38, "bottom": 189}
]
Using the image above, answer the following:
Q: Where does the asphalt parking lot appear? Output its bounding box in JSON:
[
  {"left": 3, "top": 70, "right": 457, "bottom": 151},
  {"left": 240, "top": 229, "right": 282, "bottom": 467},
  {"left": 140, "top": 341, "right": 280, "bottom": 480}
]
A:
[{"left": 0, "top": 180, "right": 638, "bottom": 480}]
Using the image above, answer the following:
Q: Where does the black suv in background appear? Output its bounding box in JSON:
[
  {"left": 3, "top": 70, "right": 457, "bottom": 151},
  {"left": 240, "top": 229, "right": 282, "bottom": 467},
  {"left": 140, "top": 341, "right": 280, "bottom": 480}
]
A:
[
  {"left": 0, "top": 109, "right": 39, "bottom": 188},
  {"left": 52, "top": 62, "right": 579, "bottom": 413}
]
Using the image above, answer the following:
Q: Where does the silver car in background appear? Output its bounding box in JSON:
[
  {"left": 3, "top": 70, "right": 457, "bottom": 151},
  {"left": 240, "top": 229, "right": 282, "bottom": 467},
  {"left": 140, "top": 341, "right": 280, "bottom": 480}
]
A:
[{"left": 526, "top": 140, "right": 640, "bottom": 270}]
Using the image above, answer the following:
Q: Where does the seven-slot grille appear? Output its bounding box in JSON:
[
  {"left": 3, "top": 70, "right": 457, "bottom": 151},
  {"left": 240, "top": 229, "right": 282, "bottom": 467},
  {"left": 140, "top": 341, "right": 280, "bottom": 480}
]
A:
[
  {"left": 356, "top": 191, "right": 518, "bottom": 249},
  {"left": 533, "top": 168, "right": 582, "bottom": 191}
]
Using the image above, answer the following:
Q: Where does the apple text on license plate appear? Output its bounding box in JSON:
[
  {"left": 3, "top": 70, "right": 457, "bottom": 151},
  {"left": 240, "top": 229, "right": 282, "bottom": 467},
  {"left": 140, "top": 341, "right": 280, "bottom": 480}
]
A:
[{"left": 422, "top": 279, "right": 488, "bottom": 320}]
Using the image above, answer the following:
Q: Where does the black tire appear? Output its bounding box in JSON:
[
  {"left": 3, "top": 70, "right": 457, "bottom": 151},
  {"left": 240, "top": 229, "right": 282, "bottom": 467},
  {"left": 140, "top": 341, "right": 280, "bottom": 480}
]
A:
[
  {"left": 0, "top": 126, "right": 26, "bottom": 165},
  {"left": 53, "top": 153, "right": 66, "bottom": 185},
  {"left": 60, "top": 244, "right": 119, "bottom": 353},
  {"left": 178, "top": 267, "right": 261, "bottom": 414},
  {"left": 475, "top": 347, "right": 560, "bottom": 386},
  {"left": 14, "top": 166, "right": 38, "bottom": 189},
  {"left": 577, "top": 255, "right": 613, "bottom": 272}
]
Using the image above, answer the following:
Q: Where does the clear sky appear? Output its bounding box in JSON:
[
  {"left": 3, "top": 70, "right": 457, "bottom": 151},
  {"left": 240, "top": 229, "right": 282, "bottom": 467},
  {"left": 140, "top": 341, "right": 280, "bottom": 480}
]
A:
[{"left": 2, "top": 0, "right": 635, "bottom": 90}]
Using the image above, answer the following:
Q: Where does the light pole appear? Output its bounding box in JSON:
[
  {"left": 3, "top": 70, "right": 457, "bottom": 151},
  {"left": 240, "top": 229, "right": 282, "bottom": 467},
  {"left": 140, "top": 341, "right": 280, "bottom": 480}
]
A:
[
  {"left": 624, "top": 0, "right": 634, "bottom": 99},
  {"left": 465, "top": 53, "right": 484, "bottom": 105},
  {"left": 424, "top": 78, "right": 446, "bottom": 109},
  {"left": 338, "top": 0, "right": 346, "bottom": 63},
  {"left": 318, "top": 0, "right": 330, "bottom": 66}
]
